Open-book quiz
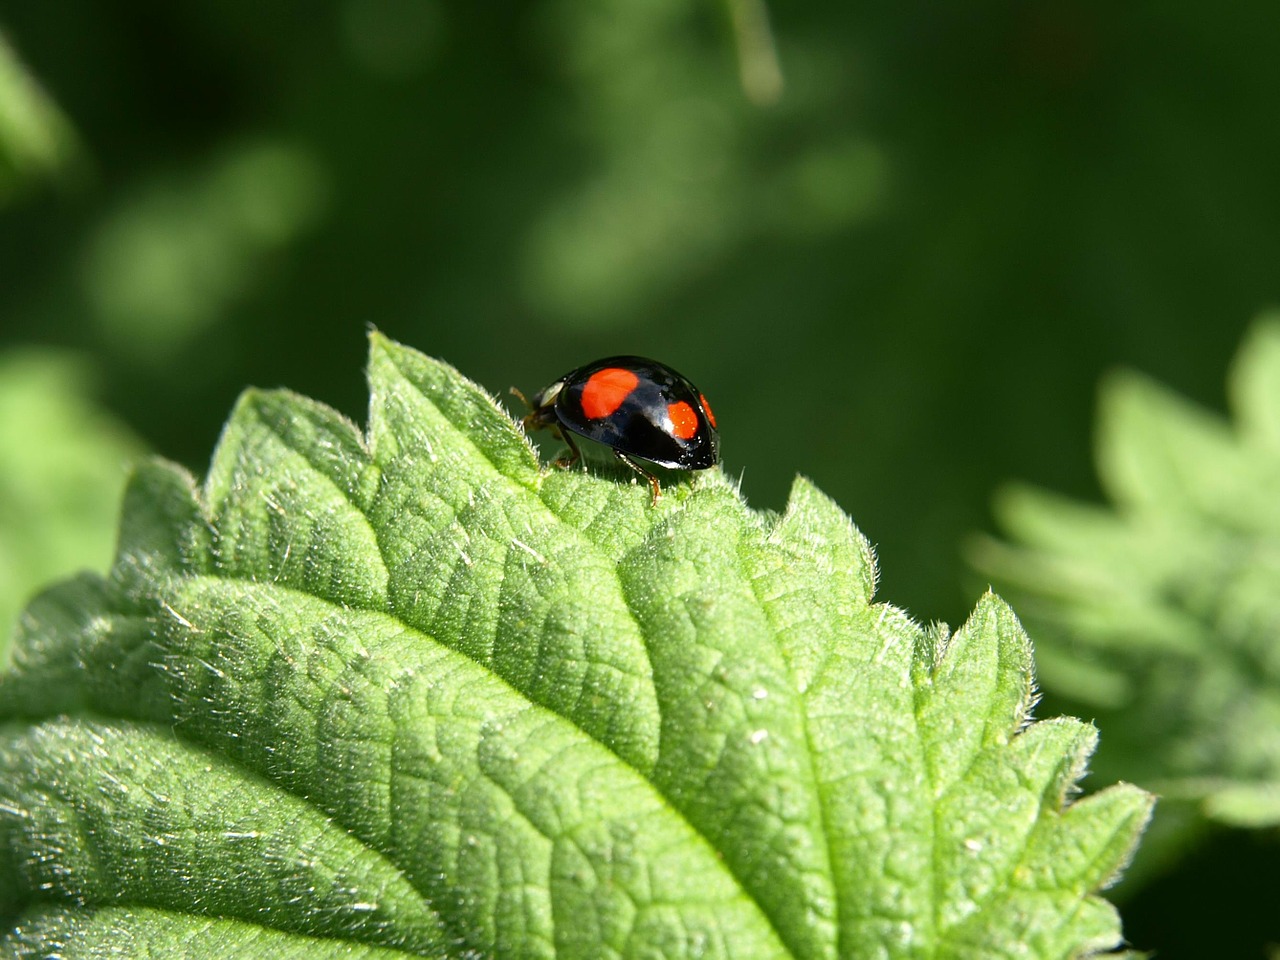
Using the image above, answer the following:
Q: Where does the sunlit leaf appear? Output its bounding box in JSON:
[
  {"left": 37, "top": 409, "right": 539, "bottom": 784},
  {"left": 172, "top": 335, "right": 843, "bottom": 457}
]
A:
[{"left": 2, "top": 336, "right": 1150, "bottom": 957}]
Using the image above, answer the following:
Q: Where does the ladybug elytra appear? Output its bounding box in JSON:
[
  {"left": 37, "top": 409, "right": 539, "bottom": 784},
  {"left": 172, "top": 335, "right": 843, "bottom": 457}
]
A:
[{"left": 521, "top": 356, "right": 720, "bottom": 502}]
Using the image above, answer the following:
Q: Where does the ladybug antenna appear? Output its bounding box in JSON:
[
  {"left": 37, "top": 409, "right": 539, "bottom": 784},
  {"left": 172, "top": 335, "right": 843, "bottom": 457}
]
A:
[{"left": 508, "top": 385, "right": 531, "bottom": 410}]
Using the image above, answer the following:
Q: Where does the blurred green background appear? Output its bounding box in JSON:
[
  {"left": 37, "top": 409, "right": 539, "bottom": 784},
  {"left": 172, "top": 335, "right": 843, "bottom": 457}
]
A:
[{"left": 2, "top": 2, "right": 1278, "bottom": 955}]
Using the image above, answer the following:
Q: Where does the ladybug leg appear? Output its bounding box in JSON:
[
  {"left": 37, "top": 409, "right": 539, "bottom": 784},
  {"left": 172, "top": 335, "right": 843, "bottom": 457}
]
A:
[
  {"left": 613, "top": 451, "right": 662, "bottom": 504},
  {"left": 553, "top": 430, "right": 583, "bottom": 470}
]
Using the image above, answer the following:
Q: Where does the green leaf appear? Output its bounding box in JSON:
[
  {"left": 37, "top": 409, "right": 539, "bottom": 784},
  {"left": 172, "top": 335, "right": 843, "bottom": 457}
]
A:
[
  {"left": 1, "top": 334, "right": 1150, "bottom": 957},
  {"left": 0, "top": 349, "right": 144, "bottom": 664},
  {"left": 0, "top": 907, "right": 421, "bottom": 960},
  {"left": 974, "top": 313, "right": 1280, "bottom": 834}
]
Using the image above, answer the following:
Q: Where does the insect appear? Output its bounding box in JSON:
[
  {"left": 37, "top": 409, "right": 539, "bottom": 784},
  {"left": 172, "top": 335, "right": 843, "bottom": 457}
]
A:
[{"left": 520, "top": 356, "right": 719, "bottom": 502}]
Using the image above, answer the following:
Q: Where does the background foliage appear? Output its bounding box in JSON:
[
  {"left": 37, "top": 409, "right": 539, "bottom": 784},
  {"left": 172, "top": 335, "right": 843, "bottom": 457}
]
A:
[
  {"left": 974, "top": 321, "right": 1280, "bottom": 918},
  {"left": 2, "top": 2, "right": 1279, "bottom": 956}
]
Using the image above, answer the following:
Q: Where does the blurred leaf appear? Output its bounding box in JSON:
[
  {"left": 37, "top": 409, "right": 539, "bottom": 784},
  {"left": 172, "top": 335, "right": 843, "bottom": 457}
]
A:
[
  {"left": 0, "top": 349, "right": 142, "bottom": 664},
  {"left": 80, "top": 140, "right": 328, "bottom": 364},
  {"left": 523, "top": 0, "right": 885, "bottom": 326},
  {"left": 0, "top": 31, "right": 81, "bottom": 204},
  {"left": 974, "top": 313, "right": 1280, "bottom": 832},
  {"left": 771, "top": 137, "right": 887, "bottom": 236},
  {"left": 0, "top": 336, "right": 1150, "bottom": 957}
]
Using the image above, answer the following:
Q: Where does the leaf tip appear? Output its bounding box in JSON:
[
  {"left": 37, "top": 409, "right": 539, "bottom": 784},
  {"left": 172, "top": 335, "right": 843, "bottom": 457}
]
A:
[
  {"left": 1084, "top": 782, "right": 1158, "bottom": 891},
  {"left": 115, "top": 456, "right": 210, "bottom": 586},
  {"left": 775, "top": 474, "right": 879, "bottom": 603}
]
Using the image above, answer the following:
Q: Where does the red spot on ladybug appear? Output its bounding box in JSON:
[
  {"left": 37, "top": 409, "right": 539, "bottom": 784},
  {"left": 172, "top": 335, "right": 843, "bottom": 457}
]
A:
[
  {"left": 698, "top": 393, "right": 717, "bottom": 429},
  {"left": 667, "top": 400, "right": 699, "bottom": 440},
  {"left": 581, "top": 367, "right": 639, "bottom": 420},
  {"left": 521, "top": 356, "right": 720, "bottom": 503}
]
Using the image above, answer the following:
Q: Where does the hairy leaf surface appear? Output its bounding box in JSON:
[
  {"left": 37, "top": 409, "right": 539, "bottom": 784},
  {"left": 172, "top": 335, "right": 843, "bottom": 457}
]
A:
[{"left": 1, "top": 335, "right": 1150, "bottom": 957}]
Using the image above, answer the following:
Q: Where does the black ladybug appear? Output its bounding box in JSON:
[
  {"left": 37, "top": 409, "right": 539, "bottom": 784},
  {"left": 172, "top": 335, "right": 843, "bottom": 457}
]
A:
[{"left": 522, "top": 356, "right": 719, "bottom": 502}]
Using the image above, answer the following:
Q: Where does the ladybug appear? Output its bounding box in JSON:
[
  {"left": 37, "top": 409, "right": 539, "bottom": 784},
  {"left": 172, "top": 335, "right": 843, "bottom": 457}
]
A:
[{"left": 521, "top": 356, "right": 719, "bottom": 502}]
